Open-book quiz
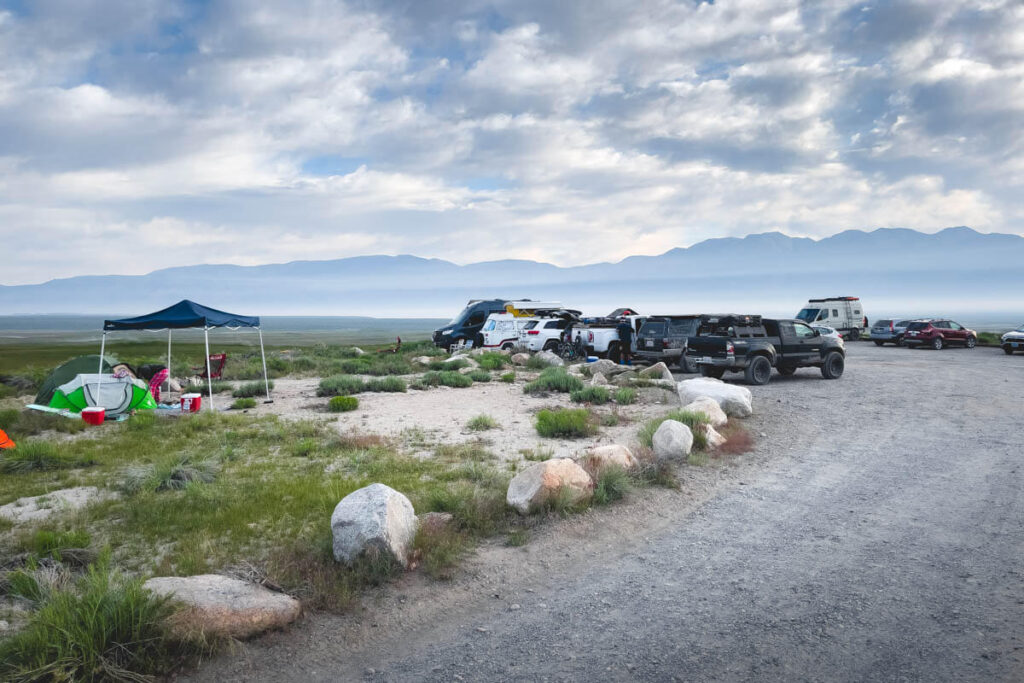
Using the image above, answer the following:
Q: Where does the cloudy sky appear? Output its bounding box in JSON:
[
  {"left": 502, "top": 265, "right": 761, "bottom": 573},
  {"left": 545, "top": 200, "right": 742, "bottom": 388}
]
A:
[{"left": 1, "top": 0, "right": 1022, "bottom": 285}]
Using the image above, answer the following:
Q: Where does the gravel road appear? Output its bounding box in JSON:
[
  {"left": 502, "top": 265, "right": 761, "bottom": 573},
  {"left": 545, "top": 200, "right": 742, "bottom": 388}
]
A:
[{"left": 188, "top": 343, "right": 1023, "bottom": 682}]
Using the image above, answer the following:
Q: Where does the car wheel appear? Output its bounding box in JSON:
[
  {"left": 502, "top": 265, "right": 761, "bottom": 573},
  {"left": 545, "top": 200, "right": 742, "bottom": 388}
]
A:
[
  {"left": 502, "top": 343, "right": 514, "bottom": 351},
  {"left": 965, "top": 336, "right": 977, "bottom": 349},
  {"left": 873, "top": 340, "right": 884, "bottom": 347},
  {"left": 896, "top": 335, "right": 904, "bottom": 347},
  {"left": 744, "top": 355, "right": 772, "bottom": 385},
  {"left": 542, "top": 340, "right": 558, "bottom": 352},
  {"left": 607, "top": 342, "right": 621, "bottom": 364},
  {"left": 848, "top": 329, "right": 860, "bottom": 341},
  {"left": 699, "top": 365, "right": 725, "bottom": 380},
  {"left": 932, "top": 336, "right": 944, "bottom": 350},
  {"left": 1004, "top": 345, "right": 1014, "bottom": 355},
  {"left": 777, "top": 365, "right": 797, "bottom": 376},
  {"left": 821, "top": 351, "right": 844, "bottom": 379}
]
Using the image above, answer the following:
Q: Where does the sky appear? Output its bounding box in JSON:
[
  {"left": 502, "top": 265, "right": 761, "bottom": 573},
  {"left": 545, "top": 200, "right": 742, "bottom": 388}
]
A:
[{"left": 1, "top": 0, "right": 1022, "bottom": 285}]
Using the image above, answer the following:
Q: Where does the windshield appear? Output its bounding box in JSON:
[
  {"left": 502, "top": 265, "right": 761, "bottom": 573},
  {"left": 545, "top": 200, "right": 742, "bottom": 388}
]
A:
[
  {"left": 906, "top": 321, "right": 929, "bottom": 330},
  {"left": 640, "top": 321, "right": 667, "bottom": 336},
  {"left": 446, "top": 304, "right": 475, "bottom": 326},
  {"left": 796, "top": 308, "right": 819, "bottom": 323},
  {"left": 1016, "top": 324, "right": 1024, "bottom": 332},
  {"left": 482, "top": 320, "right": 496, "bottom": 331}
]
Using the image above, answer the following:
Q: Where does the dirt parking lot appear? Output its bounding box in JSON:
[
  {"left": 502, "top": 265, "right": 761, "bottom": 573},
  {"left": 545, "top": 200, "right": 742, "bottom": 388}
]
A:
[{"left": 188, "top": 343, "right": 1024, "bottom": 682}]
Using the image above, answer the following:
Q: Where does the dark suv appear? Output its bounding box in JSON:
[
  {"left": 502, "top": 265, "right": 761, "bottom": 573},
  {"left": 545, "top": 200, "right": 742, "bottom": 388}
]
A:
[
  {"left": 636, "top": 316, "right": 701, "bottom": 372},
  {"left": 902, "top": 319, "right": 978, "bottom": 350}
]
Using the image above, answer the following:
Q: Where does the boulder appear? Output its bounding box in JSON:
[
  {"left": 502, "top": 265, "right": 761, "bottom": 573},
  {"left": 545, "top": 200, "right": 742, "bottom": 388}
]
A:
[
  {"left": 351, "top": 347, "right": 367, "bottom": 356},
  {"left": 446, "top": 355, "right": 477, "bottom": 367},
  {"left": 167, "top": 378, "right": 183, "bottom": 392},
  {"left": 0, "top": 487, "right": 117, "bottom": 523},
  {"left": 412, "top": 355, "right": 433, "bottom": 365},
  {"left": 567, "top": 364, "right": 584, "bottom": 375},
  {"left": 418, "top": 511, "right": 455, "bottom": 534},
  {"left": 331, "top": 483, "right": 418, "bottom": 566},
  {"left": 535, "top": 350, "right": 565, "bottom": 367},
  {"left": 704, "top": 424, "right": 727, "bottom": 449},
  {"left": 590, "top": 372, "right": 608, "bottom": 386},
  {"left": 640, "top": 362, "right": 674, "bottom": 382},
  {"left": 506, "top": 458, "right": 594, "bottom": 514},
  {"left": 458, "top": 366, "right": 476, "bottom": 375},
  {"left": 677, "top": 378, "right": 753, "bottom": 418},
  {"left": 575, "top": 445, "right": 638, "bottom": 479},
  {"left": 588, "top": 359, "right": 620, "bottom": 377},
  {"left": 511, "top": 353, "right": 531, "bottom": 366},
  {"left": 652, "top": 420, "right": 694, "bottom": 462},
  {"left": 611, "top": 370, "right": 638, "bottom": 386},
  {"left": 143, "top": 575, "right": 301, "bottom": 639},
  {"left": 681, "top": 396, "right": 728, "bottom": 427}
]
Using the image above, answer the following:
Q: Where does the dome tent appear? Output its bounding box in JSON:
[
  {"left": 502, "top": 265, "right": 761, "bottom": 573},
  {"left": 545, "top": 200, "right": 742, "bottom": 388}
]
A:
[
  {"left": 49, "top": 373, "right": 156, "bottom": 415},
  {"left": 34, "top": 354, "right": 115, "bottom": 406}
]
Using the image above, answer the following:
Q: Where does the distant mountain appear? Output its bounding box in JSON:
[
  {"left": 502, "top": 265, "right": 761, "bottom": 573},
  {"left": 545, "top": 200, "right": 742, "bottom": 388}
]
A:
[{"left": 3, "top": 227, "right": 1023, "bottom": 319}]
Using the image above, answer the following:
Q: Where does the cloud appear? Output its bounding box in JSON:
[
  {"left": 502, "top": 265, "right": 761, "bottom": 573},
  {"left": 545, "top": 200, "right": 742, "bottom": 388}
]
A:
[{"left": 0, "top": 0, "right": 1021, "bottom": 285}]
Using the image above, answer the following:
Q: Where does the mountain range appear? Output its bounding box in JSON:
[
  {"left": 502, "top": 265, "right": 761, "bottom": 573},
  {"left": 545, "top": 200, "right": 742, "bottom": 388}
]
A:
[{"left": 3, "top": 227, "right": 1023, "bottom": 319}]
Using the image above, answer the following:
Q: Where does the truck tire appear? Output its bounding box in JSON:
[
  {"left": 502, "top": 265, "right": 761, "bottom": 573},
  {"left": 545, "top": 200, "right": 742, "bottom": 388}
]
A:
[
  {"left": 543, "top": 340, "right": 559, "bottom": 352},
  {"left": 699, "top": 365, "right": 725, "bottom": 380},
  {"left": 848, "top": 329, "right": 860, "bottom": 341},
  {"left": 678, "top": 356, "right": 696, "bottom": 373},
  {"left": 821, "top": 352, "right": 844, "bottom": 379},
  {"left": 1004, "top": 345, "right": 1014, "bottom": 355},
  {"left": 744, "top": 355, "right": 772, "bottom": 385},
  {"left": 873, "top": 340, "right": 884, "bottom": 347},
  {"left": 607, "top": 342, "right": 621, "bottom": 364}
]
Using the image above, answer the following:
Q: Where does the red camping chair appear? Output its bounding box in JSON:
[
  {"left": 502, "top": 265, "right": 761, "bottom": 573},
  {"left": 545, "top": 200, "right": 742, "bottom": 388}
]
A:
[{"left": 192, "top": 353, "right": 227, "bottom": 380}]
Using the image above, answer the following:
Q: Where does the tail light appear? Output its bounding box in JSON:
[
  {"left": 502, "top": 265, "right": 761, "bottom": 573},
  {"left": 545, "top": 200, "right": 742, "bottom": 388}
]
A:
[
  {"left": 587, "top": 331, "right": 594, "bottom": 343},
  {"left": 890, "top": 321, "right": 894, "bottom": 332},
  {"left": 527, "top": 330, "right": 540, "bottom": 335},
  {"left": 726, "top": 342, "right": 735, "bottom": 354},
  {"left": 662, "top": 338, "right": 670, "bottom": 348}
]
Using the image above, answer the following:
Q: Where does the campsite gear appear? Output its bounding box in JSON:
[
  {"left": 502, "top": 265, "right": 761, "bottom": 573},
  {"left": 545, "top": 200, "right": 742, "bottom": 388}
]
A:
[
  {"left": 181, "top": 393, "right": 202, "bottom": 413},
  {"left": 49, "top": 373, "right": 156, "bottom": 416},
  {"left": 149, "top": 368, "right": 170, "bottom": 403},
  {"left": 0, "top": 428, "right": 14, "bottom": 449},
  {"left": 81, "top": 407, "right": 105, "bottom": 425},
  {"left": 35, "top": 355, "right": 114, "bottom": 406},
  {"left": 102, "top": 300, "right": 269, "bottom": 412},
  {"left": 192, "top": 353, "right": 227, "bottom": 380}
]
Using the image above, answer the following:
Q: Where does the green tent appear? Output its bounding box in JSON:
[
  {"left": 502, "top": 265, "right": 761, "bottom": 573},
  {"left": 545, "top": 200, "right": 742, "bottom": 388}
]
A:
[
  {"left": 35, "top": 355, "right": 115, "bottom": 406},
  {"left": 49, "top": 374, "right": 156, "bottom": 415}
]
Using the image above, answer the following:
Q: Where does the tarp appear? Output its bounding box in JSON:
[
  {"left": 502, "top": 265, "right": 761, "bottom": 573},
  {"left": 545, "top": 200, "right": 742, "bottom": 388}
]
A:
[
  {"left": 103, "top": 300, "right": 260, "bottom": 331},
  {"left": 35, "top": 355, "right": 115, "bottom": 406},
  {"left": 49, "top": 374, "right": 156, "bottom": 415},
  {"left": 0, "top": 428, "right": 14, "bottom": 449}
]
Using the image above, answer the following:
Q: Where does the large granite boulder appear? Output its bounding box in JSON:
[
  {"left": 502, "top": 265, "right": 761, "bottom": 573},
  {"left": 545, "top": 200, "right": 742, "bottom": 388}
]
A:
[
  {"left": 652, "top": 420, "right": 694, "bottom": 462},
  {"left": 331, "top": 483, "right": 418, "bottom": 566},
  {"left": 506, "top": 458, "right": 594, "bottom": 514},
  {"left": 677, "top": 378, "right": 753, "bottom": 417},
  {"left": 535, "top": 350, "right": 565, "bottom": 367},
  {"left": 681, "top": 396, "right": 728, "bottom": 427},
  {"left": 575, "top": 444, "right": 639, "bottom": 479}
]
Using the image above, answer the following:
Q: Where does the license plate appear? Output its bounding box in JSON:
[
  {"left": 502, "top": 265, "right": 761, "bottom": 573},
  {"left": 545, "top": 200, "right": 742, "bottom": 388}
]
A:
[
  {"left": 1013, "top": 342, "right": 1021, "bottom": 348},
  {"left": 645, "top": 340, "right": 654, "bottom": 348},
  {"left": 700, "top": 356, "right": 712, "bottom": 364}
]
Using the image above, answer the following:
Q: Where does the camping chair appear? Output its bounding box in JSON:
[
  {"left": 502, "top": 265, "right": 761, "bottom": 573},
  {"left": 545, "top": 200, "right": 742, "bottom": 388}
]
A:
[{"left": 192, "top": 353, "right": 227, "bottom": 380}]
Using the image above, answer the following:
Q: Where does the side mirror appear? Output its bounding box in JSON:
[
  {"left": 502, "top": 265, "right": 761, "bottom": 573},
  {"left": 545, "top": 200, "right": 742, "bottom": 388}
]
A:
[{"left": 814, "top": 329, "right": 821, "bottom": 337}]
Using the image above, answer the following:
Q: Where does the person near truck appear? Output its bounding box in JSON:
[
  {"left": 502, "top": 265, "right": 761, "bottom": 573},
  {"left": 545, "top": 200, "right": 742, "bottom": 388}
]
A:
[{"left": 616, "top": 318, "right": 633, "bottom": 365}]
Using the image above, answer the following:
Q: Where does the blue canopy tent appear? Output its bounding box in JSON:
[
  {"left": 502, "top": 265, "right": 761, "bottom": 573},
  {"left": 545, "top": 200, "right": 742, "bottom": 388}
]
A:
[{"left": 101, "top": 300, "right": 271, "bottom": 411}]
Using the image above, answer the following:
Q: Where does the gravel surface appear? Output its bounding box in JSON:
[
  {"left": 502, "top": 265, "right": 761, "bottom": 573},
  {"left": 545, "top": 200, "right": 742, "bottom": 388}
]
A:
[{"left": 186, "top": 344, "right": 1024, "bottom": 682}]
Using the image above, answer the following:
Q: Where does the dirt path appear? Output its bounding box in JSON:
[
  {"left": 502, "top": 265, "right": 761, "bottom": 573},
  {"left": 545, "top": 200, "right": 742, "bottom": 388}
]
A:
[{"left": 185, "top": 344, "right": 1024, "bottom": 682}]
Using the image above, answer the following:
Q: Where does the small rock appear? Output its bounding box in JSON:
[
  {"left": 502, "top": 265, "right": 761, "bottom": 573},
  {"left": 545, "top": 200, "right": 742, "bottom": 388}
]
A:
[
  {"left": 590, "top": 372, "right": 608, "bottom": 386},
  {"left": 703, "top": 424, "right": 727, "bottom": 449},
  {"left": 412, "top": 356, "right": 433, "bottom": 365},
  {"left": 652, "top": 420, "right": 694, "bottom": 462},
  {"left": 611, "top": 370, "right": 638, "bottom": 386},
  {"left": 588, "top": 359, "right": 620, "bottom": 377},
  {"left": 639, "top": 362, "right": 674, "bottom": 382},
  {"left": 575, "top": 444, "right": 638, "bottom": 479},
  {"left": 143, "top": 575, "right": 301, "bottom": 639},
  {"left": 511, "top": 353, "right": 531, "bottom": 366},
  {"left": 351, "top": 347, "right": 367, "bottom": 356},
  {"left": 509, "top": 603, "right": 521, "bottom": 610},
  {"left": 506, "top": 458, "right": 594, "bottom": 514},
  {"left": 535, "top": 350, "right": 564, "bottom": 367},
  {"left": 331, "top": 483, "right": 418, "bottom": 566}
]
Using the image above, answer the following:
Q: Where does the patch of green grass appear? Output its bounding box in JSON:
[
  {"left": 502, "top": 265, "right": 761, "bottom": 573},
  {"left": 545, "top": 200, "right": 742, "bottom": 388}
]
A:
[
  {"left": 435, "top": 441, "right": 496, "bottom": 462},
  {"left": 328, "top": 396, "right": 359, "bottom": 412},
  {"left": 121, "top": 454, "right": 219, "bottom": 493},
  {"left": 230, "top": 397, "right": 257, "bottom": 410},
  {"left": 413, "top": 525, "right": 470, "bottom": 580},
  {"left": 504, "top": 529, "right": 530, "bottom": 547},
  {"left": 637, "top": 410, "right": 709, "bottom": 450},
  {"left": 500, "top": 372, "right": 516, "bottom": 383},
  {"left": 18, "top": 529, "right": 92, "bottom": 559},
  {"left": 420, "top": 371, "right": 473, "bottom": 388},
  {"left": 978, "top": 332, "right": 1001, "bottom": 346},
  {"left": 570, "top": 386, "right": 611, "bottom": 405},
  {"left": 614, "top": 387, "right": 637, "bottom": 405},
  {"left": 467, "top": 369, "right": 492, "bottom": 383},
  {"left": 632, "top": 460, "right": 679, "bottom": 489},
  {"left": 318, "top": 374, "right": 365, "bottom": 396},
  {"left": 593, "top": 465, "right": 632, "bottom": 505},
  {"left": 1, "top": 409, "right": 88, "bottom": 440},
  {"left": 525, "top": 355, "right": 550, "bottom": 370},
  {"left": 0, "top": 441, "right": 93, "bottom": 473},
  {"left": 0, "top": 554, "right": 206, "bottom": 683},
  {"left": 231, "top": 380, "right": 273, "bottom": 398},
  {"left": 523, "top": 367, "right": 584, "bottom": 394},
  {"left": 599, "top": 411, "right": 620, "bottom": 427},
  {"left": 364, "top": 377, "right": 407, "bottom": 393},
  {"left": 466, "top": 414, "right": 499, "bottom": 432},
  {"left": 519, "top": 445, "right": 554, "bottom": 462},
  {"left": 428, "top": 358, "right": 469, "bottom": 371},
  {"left": 209, "top": 380, "right": 235, "bottom": 394},
  {"left": 475, "top": 352, "right": 510, "bottom": 371},
  {"left": 535, "top": 408, "right": 596, "bottom": 439},
  {"left": 332, "top": 354, "right": 415, "bottom": 377}
]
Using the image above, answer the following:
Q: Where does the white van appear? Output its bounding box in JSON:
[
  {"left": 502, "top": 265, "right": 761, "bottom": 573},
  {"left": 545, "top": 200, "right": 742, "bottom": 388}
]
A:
[
  {"left": 480, "top": 313, "right": 535, "bottom": 350},
  {"left": 796, "top": 297, "right": 867, "bottom": 339}
]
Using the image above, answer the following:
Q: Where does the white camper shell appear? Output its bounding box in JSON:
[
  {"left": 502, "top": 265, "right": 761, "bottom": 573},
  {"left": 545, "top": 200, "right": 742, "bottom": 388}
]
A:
[{"left": 796, "top": 297, "right": 867, "bottom": 339}]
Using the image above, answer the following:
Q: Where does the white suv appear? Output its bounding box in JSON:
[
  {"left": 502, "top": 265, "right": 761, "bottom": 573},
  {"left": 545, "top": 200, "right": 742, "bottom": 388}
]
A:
[{"left": 519, "top": 318, "right": 571, "bottom": 352}]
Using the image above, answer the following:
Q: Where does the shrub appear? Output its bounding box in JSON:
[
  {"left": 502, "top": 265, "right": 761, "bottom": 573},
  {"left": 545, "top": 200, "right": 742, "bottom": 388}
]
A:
[
  {"left": 535, "top": 408, "right": 596, "bottom": 438},
  {"left": 317, "top": 375, "right": 365, "bottom": 396},
  {"left": 232, "top": 380, "right": 273, "bottom": 398},
  {"left": 500, "top": 372, "right": 515, "bottom": 383},
  {"left": 614, "top": 387, "right": 637, "bottom": 405},
  {"left": 519, "top": 445, "right": 553, "bottom": 461},
  {"left": 209, "top": 380, "right": 235, "bottom": 394},
  {"left": 593, "top": 465, "right": 632, "bottom": 505},
  {"left": 525, "top": 355, "right": 550, "bottom": 370},
  {"left": 0, "top": 441, "right": 92, "bottom": 473},
  {"left": 475, "top": 353, "right": 509, "bottom": 371},
  {"left": 718, "top": 422, "right": 755, "bottom": 454},
  {"left": 231, "top": 397, "right": 257, "bottom": 410},
  {"left": 570, "top": 386, "right": 611, "bottom": 405},
  {"left": 0, "top": 555, "right": 200, "bottom": 682},
  {"left": 412, "top": 524, "right": 470, "bottom": 580},
  {"left": 19, "top": 529, "right": 92, "bottom": 561},
  {"left": 467, "top": 370, "right": 492, "bottom": 383},
  {"left": 637, "top": 410, "right": 709, "bottom": 450},
  {"left": 420, "top": 371, "right": 472, "bottom": 388},
  {"left": 364, "top": 377, "right": 407, "bottom": 393},
  {"left": 466, "top": 414, "right": 498, "bottom": 431},
  {"left": 523, "top": 368, "right": 584, "bottom": 394},
  {"left": 122, "top": 455, "right": 219, "bottom": 493},
  {"left": 328, "top": 396, "right": 359, "bottom": 413},
  {"left": 428, "top": 358, "right": 469, "bottom": 371}
]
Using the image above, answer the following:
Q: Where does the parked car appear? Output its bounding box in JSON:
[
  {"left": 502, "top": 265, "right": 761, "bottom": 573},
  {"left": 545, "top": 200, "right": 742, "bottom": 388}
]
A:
[
  {"left": 1000, "top": 324, "right": 1024, "bottom": 355},
  {"left": 902, "top": 319, "right": 977, "bottom": 350},
  {"left": 812, "top": 325, "right": 843, "bottom": 340},
  {"left": 796, "top": 297, "right": 867, "bottom": 340},
  {"left": 685, "top": 315, "right": 845, "bottom": 385},
  {"left": 870, "top": 318, "right": 914, "bottom": 346},
  {"left": 635, "top": 315, "right": 703, "bottom": 372},
  {"left": 520, "top": 317, "right": 573, "bottom": 352},
  {"left": 433, "top": 299, "right": 562, "bottom": 350},
  {"left": 479, "top": 313, "right": 533, "bottom": 350},
  {"left": 575, "top": 310, "right": 646, "bottom": 363}
]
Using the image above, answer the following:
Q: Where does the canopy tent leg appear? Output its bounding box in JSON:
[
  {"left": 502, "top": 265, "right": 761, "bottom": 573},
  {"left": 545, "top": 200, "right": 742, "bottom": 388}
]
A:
[
  {"left": 204, "top": 327, "right": 214, "bottom": 412},
  {"left": 166, "top": 329, "right": 172, "bottom": 376},
  {"left": 258, "top": 327, "right": 272, "bottom": 402},
  {"left": 96, "top": 332, "right": 107, "bottom": 400}
]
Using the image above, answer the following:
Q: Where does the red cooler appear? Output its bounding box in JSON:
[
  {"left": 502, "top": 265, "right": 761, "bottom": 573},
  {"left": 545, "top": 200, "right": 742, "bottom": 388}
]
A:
[
  {"left": 81, "top": 407, "right": 105, "bottom": 425},
  {"left": 181, "top": 393, "right": 202, "bottom": 413}
]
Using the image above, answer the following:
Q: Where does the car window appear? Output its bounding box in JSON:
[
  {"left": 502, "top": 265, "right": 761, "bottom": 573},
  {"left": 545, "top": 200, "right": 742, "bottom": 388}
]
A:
[
  {"left": 467, "top": 312, "right": 485, "bottom": 326},
  {"left": 794, "top": 323, "right": 817, "bottom": 338},
  {"left": 832, "top": 309, "right": 839, "bottom": 317},
  {"left": 934, "top": 321, "right": 949, "bottom": 329},
  {"left": 948, "top": 321, "right": 962, "bottom": 330},
  {"left": 875, "top": 320, "right": 892, "bottom": 327},
  {"left": 671, "top": 320, "right": 698, "bottom": 335},
  {"left": 483, "top": 320, "right": 496, "bottom": 331},
  {"left": 641, "top": 321, "right": 667, "bottom": 336},
  {"left": 897, "top": 320, "right": 911, "bottom": 327},
  {"left": 796, "top": 308, "right": 819, "bottom": 323}
]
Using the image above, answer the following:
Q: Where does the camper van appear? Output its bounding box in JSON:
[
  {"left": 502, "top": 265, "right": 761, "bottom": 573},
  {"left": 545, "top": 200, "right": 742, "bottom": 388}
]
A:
[
  {"left": 796, "top": 297, "right": 867, "bottom": 340},
  {"left": 479, "top": 302, "right": 564, "bottom": 350},
  {"left": 432, "top": 299, "right": 563, "bottom": 350}
]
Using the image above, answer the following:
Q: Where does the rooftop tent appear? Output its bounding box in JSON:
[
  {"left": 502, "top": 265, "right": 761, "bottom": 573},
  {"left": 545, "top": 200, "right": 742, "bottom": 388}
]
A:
[
  {"left": 100, "top": 300, "right": 270, "bottom": 411},
  {"left": 49, "top": 374, "right": 156, "bottom": 415},
  {"left": 35, "top": 355, "right": 115, "bottom": 406}
]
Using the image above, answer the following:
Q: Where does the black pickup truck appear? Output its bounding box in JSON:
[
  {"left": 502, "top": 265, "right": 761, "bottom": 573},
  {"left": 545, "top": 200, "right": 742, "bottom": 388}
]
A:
[{"left": 684, "top": 315, "right": 845, "bottom": 385}]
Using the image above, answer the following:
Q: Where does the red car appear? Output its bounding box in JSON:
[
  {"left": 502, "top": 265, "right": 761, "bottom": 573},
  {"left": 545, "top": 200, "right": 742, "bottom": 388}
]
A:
[{"left": 902, "top": 319, "right": 978, "bottom": 350}]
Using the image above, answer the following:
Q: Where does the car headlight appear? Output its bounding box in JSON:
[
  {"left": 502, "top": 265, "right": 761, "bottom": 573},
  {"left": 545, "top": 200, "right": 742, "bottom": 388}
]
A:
[{"left": 441, "top": 329, "right": 453, "bottom": 335}]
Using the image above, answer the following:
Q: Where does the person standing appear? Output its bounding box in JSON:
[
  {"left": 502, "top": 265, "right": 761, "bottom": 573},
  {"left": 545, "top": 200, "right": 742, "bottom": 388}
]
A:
[{"left": 616, "top": 318, "right": 634, "bottom": 365}]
